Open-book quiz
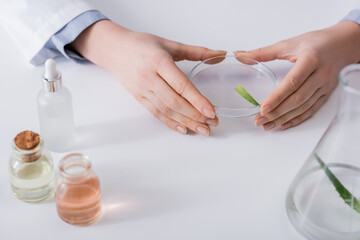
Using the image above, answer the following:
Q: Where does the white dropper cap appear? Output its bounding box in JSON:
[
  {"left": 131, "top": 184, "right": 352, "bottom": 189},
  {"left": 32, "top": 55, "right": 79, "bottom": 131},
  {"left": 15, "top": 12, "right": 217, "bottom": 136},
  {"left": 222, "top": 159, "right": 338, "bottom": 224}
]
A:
[
  {"left": 42, "top": 59, "right": 62, "bottom": 92},
  {"left": 44, "top": 59, "right": 59, "bottom": 81}
]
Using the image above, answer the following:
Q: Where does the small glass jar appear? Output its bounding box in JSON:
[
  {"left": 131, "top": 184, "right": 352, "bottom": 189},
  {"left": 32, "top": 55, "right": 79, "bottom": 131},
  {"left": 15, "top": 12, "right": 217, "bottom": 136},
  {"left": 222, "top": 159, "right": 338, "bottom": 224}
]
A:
[
  {"left": 9, "top": 131, "right": 55, "bottom": 202},
  {"left": 55, "top": 153, "right": 102, "bottom": 225}
]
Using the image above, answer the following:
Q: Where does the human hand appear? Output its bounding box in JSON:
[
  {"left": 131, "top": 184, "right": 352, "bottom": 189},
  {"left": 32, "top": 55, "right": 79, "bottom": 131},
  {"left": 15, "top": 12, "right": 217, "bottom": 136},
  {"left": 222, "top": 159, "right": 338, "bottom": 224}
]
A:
[
  {"left": 70, "top": 20, "right": 226, "bottom": 135},
  {"left": 235, "top": 21, "right": 360, "bottom": 130}
]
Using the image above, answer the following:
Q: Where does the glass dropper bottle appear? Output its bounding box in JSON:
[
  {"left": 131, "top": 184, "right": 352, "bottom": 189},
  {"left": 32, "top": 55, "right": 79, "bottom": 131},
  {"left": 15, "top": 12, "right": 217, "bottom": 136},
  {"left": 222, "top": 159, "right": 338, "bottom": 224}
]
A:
[{"left": 37, "top": 59, "right": 75, "bottom": 152}]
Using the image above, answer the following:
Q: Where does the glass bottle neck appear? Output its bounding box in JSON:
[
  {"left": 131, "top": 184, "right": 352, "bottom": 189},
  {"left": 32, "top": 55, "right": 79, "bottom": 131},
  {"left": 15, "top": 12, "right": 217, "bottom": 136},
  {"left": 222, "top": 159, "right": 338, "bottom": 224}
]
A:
[
  {"left": 59, "top": 153, "right": 92, "bottom": 182},
  {"left": 12, "top": 139, "right": 44, "bottom": 163},
  {"left": 41, "top": 72, "right": 63, "bottom": 93}
]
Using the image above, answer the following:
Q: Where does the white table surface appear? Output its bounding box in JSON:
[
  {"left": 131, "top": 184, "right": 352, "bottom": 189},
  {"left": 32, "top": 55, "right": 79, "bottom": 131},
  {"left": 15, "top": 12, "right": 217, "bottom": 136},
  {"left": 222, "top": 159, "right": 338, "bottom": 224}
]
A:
[{"left": 0, "top": 1, "right": 357, "bottom": 239}]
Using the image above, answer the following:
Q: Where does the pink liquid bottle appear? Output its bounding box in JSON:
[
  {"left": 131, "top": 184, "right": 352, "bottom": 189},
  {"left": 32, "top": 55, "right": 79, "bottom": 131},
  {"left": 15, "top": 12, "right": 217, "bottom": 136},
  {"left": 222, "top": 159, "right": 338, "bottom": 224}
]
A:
[{"left": 55, "top": 153, "right": 102, "bottom": 225}]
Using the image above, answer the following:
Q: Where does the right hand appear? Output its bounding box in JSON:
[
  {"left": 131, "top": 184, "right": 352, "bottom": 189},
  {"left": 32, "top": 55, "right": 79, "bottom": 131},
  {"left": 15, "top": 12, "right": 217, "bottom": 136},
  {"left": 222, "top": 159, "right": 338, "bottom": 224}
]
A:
[
  {"left": 70, "top": 20, "right": 226, "bottom": 136},
  {"left": 235, "top": 21, "right": 360, "bottom": 131}
]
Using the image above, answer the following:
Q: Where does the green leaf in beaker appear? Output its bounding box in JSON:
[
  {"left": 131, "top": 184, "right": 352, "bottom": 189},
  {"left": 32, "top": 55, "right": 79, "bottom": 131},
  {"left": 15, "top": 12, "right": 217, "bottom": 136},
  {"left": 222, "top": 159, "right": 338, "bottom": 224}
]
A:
[{"left": 315, "top": 153, "right": 360, "bottom": 213}]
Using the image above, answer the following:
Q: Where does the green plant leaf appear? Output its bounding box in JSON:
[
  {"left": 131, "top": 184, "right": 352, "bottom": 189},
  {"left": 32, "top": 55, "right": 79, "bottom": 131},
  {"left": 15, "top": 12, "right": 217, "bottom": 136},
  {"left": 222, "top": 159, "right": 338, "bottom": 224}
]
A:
[
  {"left": 315, "top": 153, "right": 360, "bottom": 213},
  {"left": 235, "top": 84, "right": 260, "bottom": 106}
]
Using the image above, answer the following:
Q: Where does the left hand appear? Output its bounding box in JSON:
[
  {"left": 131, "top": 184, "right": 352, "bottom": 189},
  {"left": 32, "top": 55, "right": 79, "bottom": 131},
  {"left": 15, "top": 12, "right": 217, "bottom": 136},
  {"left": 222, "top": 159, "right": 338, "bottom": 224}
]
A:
[
  {"left": 235, "top": 21, "right": 360, "bottom": 130},
  {"left": 70, "top": 20, "right": 226, "bottom": 135}
]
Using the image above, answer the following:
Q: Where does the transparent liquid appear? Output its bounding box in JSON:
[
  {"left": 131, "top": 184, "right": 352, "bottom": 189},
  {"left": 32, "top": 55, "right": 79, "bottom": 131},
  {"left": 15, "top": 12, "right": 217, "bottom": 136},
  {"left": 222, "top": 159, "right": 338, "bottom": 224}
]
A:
[
  {"left": 190, "top": 63, "right": 276, "bottom": 117},
  {"left": 287, "top": 157, "right": 360, "bottom": 240},
  {"left": 192, "top": 64, "right": 275, "bottom": 107},
  {"left": 9, "top": 156, "right": 55, "bottom": 202},
  {"left": 55, "top": 177, "right": 102, "bottom": 225}
]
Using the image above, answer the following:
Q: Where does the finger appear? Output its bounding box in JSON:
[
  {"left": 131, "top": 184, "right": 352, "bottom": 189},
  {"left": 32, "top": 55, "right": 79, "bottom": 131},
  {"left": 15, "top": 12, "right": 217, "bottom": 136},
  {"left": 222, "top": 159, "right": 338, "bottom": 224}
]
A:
[
  {"left": 234, "top": 55, "right": 260, "bottom": 66},
  {"left": 259, "top": 55, "right": 318, "bottom": 115},
  {"left": 146, "top": 92, "right": 212, "bottom": 136},
  {"left": 170, "top": 42, "right": 226, "bottom": 62},
  {"left": 255, "top": 71, "right": 321, "bottom": 125},
  {"left": 203, "top": 55, "right": 226, "bottom": 65},
  {"left": 138, "top": 97, "right": 188, "bottom": 135},
  {"left": 280, "top": 94, "right": 329, "bottom": 130},
  {"left": 156, "top": 59, "right": 217, "bottom": 119},
  {"left": 259, "top": 88, "right": 324, "bottom": 130},
  {"left": 234, "top": 41, "right": 287, "bottom": 62}
]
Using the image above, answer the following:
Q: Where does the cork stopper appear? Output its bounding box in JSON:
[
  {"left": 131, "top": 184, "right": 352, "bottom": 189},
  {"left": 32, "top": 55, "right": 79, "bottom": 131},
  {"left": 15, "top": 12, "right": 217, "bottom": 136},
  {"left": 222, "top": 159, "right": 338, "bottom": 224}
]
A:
[
  {"left": 14, "top": 131, "right": 40, "bottom": 150},
  {"left": 13, "top": 131, "right": 43, "bottom": 163}
]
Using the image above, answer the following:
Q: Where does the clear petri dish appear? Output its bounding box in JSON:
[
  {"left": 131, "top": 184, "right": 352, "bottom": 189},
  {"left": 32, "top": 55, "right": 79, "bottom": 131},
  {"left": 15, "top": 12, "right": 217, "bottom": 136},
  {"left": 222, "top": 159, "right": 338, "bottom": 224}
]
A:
[{"left": 188, "top": 55, "right": 278, "bottom": 118}]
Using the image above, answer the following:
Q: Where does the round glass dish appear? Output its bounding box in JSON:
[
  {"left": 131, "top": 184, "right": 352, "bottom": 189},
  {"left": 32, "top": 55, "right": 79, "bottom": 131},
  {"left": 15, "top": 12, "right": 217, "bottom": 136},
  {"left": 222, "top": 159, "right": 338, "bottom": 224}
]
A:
[{"left": 188, "top": 55, "right": 278, "bottom": 118}]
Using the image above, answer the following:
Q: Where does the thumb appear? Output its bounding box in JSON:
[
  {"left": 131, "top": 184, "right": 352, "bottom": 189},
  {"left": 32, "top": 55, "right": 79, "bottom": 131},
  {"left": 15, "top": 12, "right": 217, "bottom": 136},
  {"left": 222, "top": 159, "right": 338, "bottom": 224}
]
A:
[{"left": 234, "top": 41, "right": 286, "bottom": 62}]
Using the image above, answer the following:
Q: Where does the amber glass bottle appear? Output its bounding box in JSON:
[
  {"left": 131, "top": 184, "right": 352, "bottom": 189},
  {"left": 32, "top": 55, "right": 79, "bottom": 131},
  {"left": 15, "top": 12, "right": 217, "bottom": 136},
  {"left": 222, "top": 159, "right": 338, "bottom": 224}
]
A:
[{"left": 55, "top": 153, "right": 102, "bottom": 225}]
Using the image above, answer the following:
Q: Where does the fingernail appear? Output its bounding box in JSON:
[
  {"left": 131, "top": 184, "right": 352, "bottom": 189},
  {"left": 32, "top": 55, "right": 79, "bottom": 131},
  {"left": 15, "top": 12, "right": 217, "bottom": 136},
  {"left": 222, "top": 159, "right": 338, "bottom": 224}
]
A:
[
  {"left": 261, "top": 105, "right": 273, "bottom": 115},
  {"left": 281, "top": 122, "right": 292, "bottom": 130},
  {"left": 176, "top": 126, "right": 187, "bottom": 134},
  {"left": 216, "top": 50, "right": 227, "bottom": 55},
  {"left": 255, "top": 117, "right": 268, "bottom": 126},
  {"left": 196, "top": 126, "right": 209, "bottom": 136},
  {"left": 234, "top": 50, "right": 247, "bottom": 55},
  {"left": 263, "top": 122, "right": 275, "bottom": 131},
  {"left": 202, "top": 108, "right": 215, "bottom": 118},
  {"left": 206, "top": 119, "right": 218, "bottom": 126}
]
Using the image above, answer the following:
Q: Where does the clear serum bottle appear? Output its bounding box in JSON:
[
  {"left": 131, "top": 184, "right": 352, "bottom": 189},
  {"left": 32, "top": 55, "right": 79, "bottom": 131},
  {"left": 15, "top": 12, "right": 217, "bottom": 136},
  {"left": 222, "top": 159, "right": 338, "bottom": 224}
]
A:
[
  {"left": 37, "top": 59, "right": 75, "bottom": 152},
  {"left": 9, "top": 131, "right": 55, "bottom": 202}
]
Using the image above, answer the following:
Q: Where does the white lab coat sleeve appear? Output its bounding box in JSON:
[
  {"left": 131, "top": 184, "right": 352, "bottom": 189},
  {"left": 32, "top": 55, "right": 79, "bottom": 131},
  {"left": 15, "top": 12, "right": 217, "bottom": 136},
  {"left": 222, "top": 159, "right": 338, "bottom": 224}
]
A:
[
  {"left": 0, "top": 0, "right": 94, "bottom": 63},
  {"left": 31, "top": 10, "right": 108, "bottom": 66},
  {"left": 342, "top": 9, "right": 360, "bottom": 24}
]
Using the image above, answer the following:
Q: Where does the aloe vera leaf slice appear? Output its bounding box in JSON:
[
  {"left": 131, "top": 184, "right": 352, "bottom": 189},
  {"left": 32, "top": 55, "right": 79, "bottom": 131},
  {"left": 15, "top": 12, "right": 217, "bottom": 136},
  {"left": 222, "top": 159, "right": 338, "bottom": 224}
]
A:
[
  {"left": 235, "top": 84, "right": 260, "bottom": 106},
  {"left": 315, "top": 153, "right": 360, "bottom": 213}
]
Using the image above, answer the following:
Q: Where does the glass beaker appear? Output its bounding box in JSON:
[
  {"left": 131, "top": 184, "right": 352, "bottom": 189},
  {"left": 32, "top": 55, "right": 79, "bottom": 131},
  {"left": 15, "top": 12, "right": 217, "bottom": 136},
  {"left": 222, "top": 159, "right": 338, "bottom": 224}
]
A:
[
  {"left": 55, "top": 153, "right": 102, "bottom": 225},
  {"left": 286, "top": 64, "right": 360, "bottom": 240}
]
